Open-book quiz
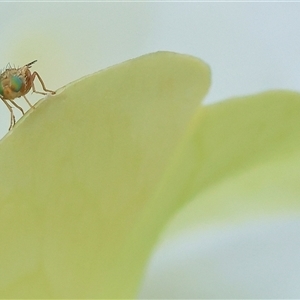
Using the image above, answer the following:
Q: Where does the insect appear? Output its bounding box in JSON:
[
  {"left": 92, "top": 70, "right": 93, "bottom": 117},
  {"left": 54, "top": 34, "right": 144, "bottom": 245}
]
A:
[{"left": 0, "top": 60, "right": 55, "bottom": 130}]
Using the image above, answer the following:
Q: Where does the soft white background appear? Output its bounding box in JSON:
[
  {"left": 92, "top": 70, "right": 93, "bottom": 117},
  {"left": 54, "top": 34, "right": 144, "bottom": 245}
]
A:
[
  {"left": 1, "top": 2, "right": 299, "bottom": 137},
  {"left": 1, "top": 2, "right": 300, "bottom": 298}
]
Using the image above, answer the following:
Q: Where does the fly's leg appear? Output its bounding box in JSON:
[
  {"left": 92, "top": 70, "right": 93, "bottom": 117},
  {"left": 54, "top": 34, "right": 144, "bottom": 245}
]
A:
[
  {"left": 1, "top": 96, "right": 16, "bottom": 130},
  {"left": 10, "top": 100, "right": 25, "bottom": 115},
  {"left": 31, "top": 71, "right": 56, "bottom": 96},
  {"left": 22, "top": 95, "right": 35, "bottom": 109}
]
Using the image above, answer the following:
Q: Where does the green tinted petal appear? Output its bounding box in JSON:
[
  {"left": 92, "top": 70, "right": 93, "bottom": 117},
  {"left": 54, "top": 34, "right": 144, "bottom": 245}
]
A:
[
  {"left": 151, "top": 91, "right": 300, "bottom": 238},
  {"left": 0, "top": 52, "right": 210, "bottom": 298}
]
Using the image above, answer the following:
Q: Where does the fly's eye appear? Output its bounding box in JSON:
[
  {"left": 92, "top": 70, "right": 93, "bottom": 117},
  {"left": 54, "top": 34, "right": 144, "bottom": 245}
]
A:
[{"left": 10, "top": 75, "right": 23, "bottom": 92}]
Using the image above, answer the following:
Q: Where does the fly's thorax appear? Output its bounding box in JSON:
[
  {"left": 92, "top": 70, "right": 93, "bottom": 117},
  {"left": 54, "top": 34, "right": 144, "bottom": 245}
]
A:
[{"left": 19, "top": 66, "right": 32, "bottom": 95}]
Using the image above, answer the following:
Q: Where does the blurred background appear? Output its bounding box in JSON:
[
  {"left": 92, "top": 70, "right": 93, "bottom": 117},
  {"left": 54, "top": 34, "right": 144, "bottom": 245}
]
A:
[
  {"left": 0, "top": 2, "right": 299, "bottom": 137},
  {"left": 1, "top": 2, "right": 300, "bottom": 298}
]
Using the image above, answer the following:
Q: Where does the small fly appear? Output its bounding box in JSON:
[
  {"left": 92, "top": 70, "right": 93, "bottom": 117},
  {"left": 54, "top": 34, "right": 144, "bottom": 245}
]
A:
[{"left": 0, "top": 60, "right": 55, "bottom": 130}]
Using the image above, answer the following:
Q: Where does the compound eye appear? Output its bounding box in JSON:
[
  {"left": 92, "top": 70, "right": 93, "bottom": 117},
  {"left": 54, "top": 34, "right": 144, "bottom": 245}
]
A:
[
  {"left": 0, "top": 83, "right": 3, "bottom": 96},
  {"left": 11, "top": 75, "right": 23, "bottom": 92}
]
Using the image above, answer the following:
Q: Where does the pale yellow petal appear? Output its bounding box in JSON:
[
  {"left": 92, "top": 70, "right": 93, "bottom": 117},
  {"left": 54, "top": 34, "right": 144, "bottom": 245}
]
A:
[{"left": 0, "top": 52, "right": 210, "bottom": 298}]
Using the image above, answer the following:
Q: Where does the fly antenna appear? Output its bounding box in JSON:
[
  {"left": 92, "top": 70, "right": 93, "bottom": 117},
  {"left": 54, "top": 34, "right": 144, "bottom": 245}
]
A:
[{"left": 26, "top": 60, "right": 37, "bottom": 68}]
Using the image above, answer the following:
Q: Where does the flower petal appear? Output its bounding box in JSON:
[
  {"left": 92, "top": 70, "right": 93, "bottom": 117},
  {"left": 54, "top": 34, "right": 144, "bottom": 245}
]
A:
[{"left": 0, "top": 52, "right": 210, "bottom": 298}]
